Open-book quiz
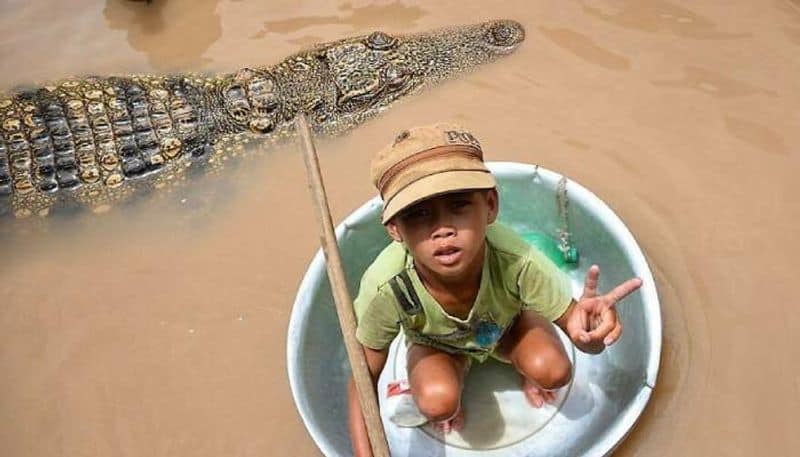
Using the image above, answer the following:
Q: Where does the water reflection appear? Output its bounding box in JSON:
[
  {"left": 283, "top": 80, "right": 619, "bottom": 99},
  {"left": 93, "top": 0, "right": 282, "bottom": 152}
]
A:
[
  {"left": 580, "top": 0, "right": 750, "bottom": 40},
  {"left": 651, "top": 66, "right": 777, "bottom": 98},
  {"left": 251, "top": 1, "right": 427, "bottom": 44},
  {"left": 724, "top": 117, "right": 789, "bottom": 156},
  {"left": 538, "top": 27, "right": 631, "bottom": 71},
  {"left": 103, "top": 0, "right": 222, "bottom": 71}
]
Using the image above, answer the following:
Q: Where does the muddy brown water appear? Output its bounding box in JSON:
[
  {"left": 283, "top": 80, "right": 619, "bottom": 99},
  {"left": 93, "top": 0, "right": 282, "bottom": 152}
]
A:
[{"left": 1, "top": 1, "right": 799, "bottom": 455}]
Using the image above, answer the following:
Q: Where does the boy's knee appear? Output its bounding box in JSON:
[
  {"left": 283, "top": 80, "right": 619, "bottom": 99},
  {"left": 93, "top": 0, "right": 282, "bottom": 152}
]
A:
[
  {"left": 544, "top": 356, "right": 573, "bottom": 389},
  {"left": 413, "top": 382, "right": 461, "bottom": 422},
  {"left": 518, "top": 351, "right": 573, "bottom": 390}
]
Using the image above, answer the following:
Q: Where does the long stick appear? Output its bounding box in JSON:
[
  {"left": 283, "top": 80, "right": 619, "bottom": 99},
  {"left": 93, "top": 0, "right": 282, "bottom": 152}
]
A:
[{"left": 296, "top": 115, "right": 390, "bottom": 457}]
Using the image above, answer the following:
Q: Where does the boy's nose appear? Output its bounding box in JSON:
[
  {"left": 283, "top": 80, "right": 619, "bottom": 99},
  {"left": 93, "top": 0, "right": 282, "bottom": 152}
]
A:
[{"left": 432, "top": 225, "right": 456, "bottom": 239}]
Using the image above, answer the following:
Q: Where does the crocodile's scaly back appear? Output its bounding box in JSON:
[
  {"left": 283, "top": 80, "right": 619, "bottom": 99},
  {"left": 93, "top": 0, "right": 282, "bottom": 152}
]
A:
[
  {"left": 0, "top": 75, "right": 220, "bottom": 218},
  {"left": 0, "top": 20, "right": 524, "bottom": 218}
]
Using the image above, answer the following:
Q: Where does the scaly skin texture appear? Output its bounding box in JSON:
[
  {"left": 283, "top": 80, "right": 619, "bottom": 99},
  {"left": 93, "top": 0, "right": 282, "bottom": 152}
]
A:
[{"left": 0, "top": 20, "right": 524, "bottom": 218}]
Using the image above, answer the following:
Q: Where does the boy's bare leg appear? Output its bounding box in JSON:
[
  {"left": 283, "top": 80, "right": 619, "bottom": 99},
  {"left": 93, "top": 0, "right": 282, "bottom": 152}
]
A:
[
  {"left": 496, "top": 310, "right": 573, "bottom": 407},
  {"left": 407, "top": 343, "right": 469, "bottom": 431}
]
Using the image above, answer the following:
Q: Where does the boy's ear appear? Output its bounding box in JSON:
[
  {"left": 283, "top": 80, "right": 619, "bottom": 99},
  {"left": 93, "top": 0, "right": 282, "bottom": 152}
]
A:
[
  {"left": 486, "top": 188, "right": 499, "bottom": 224},
  {"left": 385, "top": 220, "right": 403, "bottom": 242}
]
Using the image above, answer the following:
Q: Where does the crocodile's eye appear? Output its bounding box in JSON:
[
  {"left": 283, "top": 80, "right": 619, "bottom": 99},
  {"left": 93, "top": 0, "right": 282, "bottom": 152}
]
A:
[
  {"left": 383, "top": 66, "right": 408, "bottom": 87},
  {"left": 366, "top": 31, "right": 397, "bottom": 50}
]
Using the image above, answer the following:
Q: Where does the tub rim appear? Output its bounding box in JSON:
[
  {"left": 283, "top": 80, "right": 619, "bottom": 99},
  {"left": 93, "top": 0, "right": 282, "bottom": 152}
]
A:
[{"left": 287, "top": 161, "right": 662, "bottom": 456}]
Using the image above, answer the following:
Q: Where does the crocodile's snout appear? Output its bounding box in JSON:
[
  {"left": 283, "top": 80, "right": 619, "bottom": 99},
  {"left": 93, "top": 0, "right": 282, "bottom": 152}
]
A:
[{"left": 484, "top": 20, "right": 526, "bottom": 53}]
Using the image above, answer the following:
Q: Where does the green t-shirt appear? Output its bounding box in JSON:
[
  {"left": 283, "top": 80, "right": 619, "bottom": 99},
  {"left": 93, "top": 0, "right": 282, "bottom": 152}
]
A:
[{"left": 353, "top": 223, "right": 573, "bottom": 362}]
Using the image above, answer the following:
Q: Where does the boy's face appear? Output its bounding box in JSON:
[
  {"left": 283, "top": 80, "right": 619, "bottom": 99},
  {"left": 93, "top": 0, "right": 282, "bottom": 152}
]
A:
[{"left": 386, "top": 189, "right": 499, "bottom": 282}]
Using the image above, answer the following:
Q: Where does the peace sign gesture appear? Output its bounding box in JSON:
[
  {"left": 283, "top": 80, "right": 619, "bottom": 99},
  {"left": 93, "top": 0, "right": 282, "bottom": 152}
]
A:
[{"left": 557, "top": 265, "right": 643, "bottom": 354}]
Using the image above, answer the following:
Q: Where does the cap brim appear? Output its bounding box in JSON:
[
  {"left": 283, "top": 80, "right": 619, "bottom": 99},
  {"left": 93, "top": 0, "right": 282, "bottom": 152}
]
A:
[{"left": 382, "top": 170, "right": 496, "bottom": 223}]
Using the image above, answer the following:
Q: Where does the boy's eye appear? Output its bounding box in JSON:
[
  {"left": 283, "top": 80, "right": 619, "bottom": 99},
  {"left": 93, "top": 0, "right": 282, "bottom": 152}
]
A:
[
  {"left": 451, "top": 199, "right": 471, "bottom": 210},
  {"left": 402, "top": 207, "right": 430, "bottom": 220}
]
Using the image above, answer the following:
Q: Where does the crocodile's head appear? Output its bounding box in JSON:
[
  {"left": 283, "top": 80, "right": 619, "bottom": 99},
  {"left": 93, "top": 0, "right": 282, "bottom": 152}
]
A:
[{"left": 311, "top": 20, "right": 525, "bottom": 131}]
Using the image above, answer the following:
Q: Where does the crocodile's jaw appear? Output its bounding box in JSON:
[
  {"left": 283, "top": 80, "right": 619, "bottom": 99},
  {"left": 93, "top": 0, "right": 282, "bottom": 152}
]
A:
[
  {"left": 302, "top": 20, "right": 526, "bottom": 134},
  {"left": 404, "top": 20, "right": 526, "bottom": 84}
]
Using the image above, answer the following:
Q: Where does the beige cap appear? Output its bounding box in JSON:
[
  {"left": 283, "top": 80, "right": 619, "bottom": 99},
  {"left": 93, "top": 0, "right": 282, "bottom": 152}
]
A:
[{"left": 371, "top": 123, "right": 496, "bottom": 223}]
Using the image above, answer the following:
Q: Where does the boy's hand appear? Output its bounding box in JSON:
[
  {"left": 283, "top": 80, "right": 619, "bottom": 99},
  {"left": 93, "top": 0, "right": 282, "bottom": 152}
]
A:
[{"left": 562, "top": 265, "right": 642, "bottom": 353}]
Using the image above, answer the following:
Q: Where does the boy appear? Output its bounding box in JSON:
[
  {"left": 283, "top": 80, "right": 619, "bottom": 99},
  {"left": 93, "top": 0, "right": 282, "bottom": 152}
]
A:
[{"left": 348, "top": 123, "right": 642, "bottom": 456}]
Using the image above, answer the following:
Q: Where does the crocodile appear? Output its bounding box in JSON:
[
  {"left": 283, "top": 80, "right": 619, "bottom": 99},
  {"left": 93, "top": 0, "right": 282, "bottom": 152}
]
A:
[{"left": 0, "top": 20, "right": 525, "bottom": 218}]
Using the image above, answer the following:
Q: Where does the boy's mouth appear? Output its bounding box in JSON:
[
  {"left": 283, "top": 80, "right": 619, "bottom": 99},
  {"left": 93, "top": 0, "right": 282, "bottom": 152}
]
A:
[{"left": 433, "top": 245, "right": 462, "bottom": 266}]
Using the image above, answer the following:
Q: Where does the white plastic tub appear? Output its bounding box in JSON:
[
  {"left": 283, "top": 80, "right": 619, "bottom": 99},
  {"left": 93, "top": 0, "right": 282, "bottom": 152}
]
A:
[{"left": 287, "top": 162, "right": 661, "bottom": 456}]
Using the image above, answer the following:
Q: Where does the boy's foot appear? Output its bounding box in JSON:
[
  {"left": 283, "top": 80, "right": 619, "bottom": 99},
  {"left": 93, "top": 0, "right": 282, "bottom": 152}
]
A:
[
  {"left": 433, "top": 408, "right": 465, "bottom": 434},
  {"left": 522, "top": 378, "right": 558, "bottom": 408}
]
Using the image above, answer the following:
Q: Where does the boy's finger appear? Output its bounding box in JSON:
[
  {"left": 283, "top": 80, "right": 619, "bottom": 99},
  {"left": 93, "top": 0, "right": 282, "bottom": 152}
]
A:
[
  {"left": 606, "top": 277, "right": 643, "bottom": 304},
  {"left": 603, "top": 322, "right": 623, "bottom": 345},
  {"left": 578, "top": 307, "right": 590, "bottom": 333},
  {"left": 569, "top": 327, "right": 591, "bottom": 344},
  {"left": 567, "top": 309, "right": 592, "bottom": 343},
  {"left": 585, "top": 311, "right": 617, "bottom": 342},
  {"left": 581, "top": 265, "right": 600, "bottom": 299},
  {"left": 592, "top": 314, "right": 601, "bottom": 330},
  {"left": 568, "top": 327, "right": 586, "bottom": 344},
  {"left": 567, "top": 317, "right": 590, "bottom": 343}
]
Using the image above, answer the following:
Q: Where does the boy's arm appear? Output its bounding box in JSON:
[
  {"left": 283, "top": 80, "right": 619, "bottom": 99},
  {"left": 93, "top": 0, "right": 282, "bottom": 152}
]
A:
[{"left": 348, "top": 344, "right": 389, "bottom": 457}]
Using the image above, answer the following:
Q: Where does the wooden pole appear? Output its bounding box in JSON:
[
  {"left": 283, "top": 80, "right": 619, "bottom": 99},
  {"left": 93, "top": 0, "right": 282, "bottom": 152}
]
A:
[{"left": 295, "top": 115, "right": 391, "bottom": 457}]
